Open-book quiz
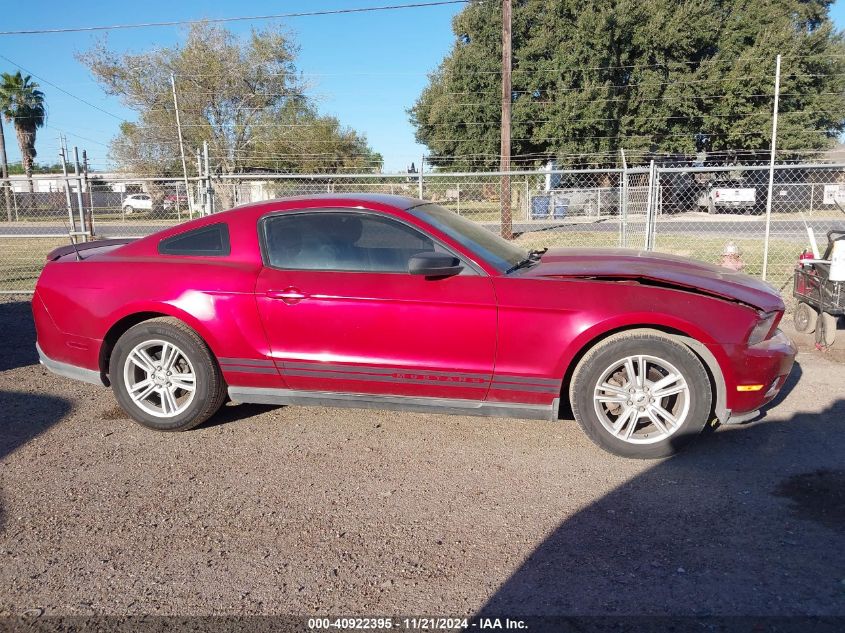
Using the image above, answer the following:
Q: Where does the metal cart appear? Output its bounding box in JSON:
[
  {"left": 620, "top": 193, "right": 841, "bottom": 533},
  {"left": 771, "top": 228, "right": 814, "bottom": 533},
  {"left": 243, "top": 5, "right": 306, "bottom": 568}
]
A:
[{"left": 792, "top": 229, "right": 845, "bottom": 347}]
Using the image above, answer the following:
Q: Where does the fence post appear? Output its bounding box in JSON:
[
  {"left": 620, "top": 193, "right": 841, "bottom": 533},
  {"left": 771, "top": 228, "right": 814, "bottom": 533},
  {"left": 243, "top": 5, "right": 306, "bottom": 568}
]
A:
[
  {"left": 524, "top": 175, "right": 530, "bottom": 221},
  {"left": 809, "top": 182, "right": 814, "bottom": 216},
  {"left": 418, "top": 155, "right": 424, "bottom": 200},
  {"left": 762, "top": 54, "right": 782, "bottom": 281},
  {"left": 59, "top": 145, "right": 76, "bottom": 234},
  {"left": 2, "top": 185, "right": 9, "bottom": 223},
  {"left": 203, "top": 141, "right": 213, "bottom": 215},
  {"left": 619, "top": 150, "right": 629, "bottom": 248},
  {"left": 195, "top": 148, "right": 203, "bottom": 216},
  {"left": 82, "top": 150, "right": 94, "bottom": 238},
  {"left": 72, "top": 147, "right": 87, "bottom": 241},
  {"left": 645, "top": 160, "right": 657, "bottom": 251}
]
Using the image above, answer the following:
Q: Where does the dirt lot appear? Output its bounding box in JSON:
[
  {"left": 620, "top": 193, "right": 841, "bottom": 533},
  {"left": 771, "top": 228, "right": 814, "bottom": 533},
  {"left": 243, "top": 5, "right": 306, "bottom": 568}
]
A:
[{"left": 1, "top": 297, "right": 843, "bottom": 622}]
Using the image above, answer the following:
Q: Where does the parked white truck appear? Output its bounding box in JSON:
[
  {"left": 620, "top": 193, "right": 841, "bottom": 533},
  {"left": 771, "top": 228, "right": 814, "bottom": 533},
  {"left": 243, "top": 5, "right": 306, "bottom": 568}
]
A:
[{"left": 698, "top": 180, "right": 757, "bottom": 214}]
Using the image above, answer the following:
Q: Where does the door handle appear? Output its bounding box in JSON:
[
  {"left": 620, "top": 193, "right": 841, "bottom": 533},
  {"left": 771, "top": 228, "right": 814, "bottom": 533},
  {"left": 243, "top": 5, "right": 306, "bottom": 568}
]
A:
[{"left": 266, "top": 287, "right": 308, "bottom": 305}]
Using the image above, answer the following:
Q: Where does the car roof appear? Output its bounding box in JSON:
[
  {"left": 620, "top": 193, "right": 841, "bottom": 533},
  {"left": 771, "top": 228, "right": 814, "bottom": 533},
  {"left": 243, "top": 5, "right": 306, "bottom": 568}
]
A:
[
  {"left": 114, "top": 193, "right": 438, "bottom": 263},
  {"left": 230, "top": 193, "right": 427, "bottom": 212}
]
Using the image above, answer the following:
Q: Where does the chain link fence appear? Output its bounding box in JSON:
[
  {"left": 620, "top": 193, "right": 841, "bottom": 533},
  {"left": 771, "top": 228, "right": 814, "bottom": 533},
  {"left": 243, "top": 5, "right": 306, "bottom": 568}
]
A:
[
  {"left": 652, "top": 163, "right": 845, "bottom": 289},
  {"left": 2, "top": 163, "right": 844, "bottom": 296}
]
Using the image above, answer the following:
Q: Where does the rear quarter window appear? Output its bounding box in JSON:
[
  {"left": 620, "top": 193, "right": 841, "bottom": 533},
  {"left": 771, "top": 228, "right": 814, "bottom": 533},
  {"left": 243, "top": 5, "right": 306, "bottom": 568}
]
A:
[{"left": 158, "top": 223, "right": 231, "bottom": 256}]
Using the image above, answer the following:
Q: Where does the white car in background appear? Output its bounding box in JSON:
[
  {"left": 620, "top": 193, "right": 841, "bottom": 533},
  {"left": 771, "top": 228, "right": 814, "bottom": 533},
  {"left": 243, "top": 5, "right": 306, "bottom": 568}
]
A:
[{"left": 122, "top": 194, "right": 154, "bottom": 214}]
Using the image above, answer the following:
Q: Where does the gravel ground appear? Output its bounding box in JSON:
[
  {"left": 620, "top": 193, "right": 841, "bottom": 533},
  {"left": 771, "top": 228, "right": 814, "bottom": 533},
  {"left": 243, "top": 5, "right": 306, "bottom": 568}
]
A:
[{"left": 1, "top": 297, "right": 843, "bottom": 620}]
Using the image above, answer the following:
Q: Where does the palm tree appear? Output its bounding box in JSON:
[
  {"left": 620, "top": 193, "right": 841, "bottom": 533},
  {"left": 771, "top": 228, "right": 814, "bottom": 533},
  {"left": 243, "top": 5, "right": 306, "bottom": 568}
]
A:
[{"left": 0, "top": 72, "right": 46, "bottom": 194}]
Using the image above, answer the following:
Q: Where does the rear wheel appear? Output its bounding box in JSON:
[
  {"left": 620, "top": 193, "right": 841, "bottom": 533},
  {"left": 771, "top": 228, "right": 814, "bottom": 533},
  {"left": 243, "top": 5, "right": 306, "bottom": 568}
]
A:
[
  {"left": 793, "top": 302, "right": 818, "bottom": 334},
  {"left": 109, "top": 318, "right": 226, "bottom": 431},
  {"left": 123, "top": 205, "right": 134, "bottom": 214},
  {"left": 570, "top": 331, "right": 712, "bottom": 459}
]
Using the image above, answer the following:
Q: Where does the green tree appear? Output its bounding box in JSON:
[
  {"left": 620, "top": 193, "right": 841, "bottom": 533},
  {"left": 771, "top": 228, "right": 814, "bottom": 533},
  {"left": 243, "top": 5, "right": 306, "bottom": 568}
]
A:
[
  {"left": 0, "top": 71, "right": 46, "bottom": 192},
  {"left": 411, "top": 0, "right": 845, "bottom": 169},
  {"left": 7, "top": 161, "right": 64, "bottom": 175},
  {"left": 78, "top": 23, "right": 382, "bottom": 179}
]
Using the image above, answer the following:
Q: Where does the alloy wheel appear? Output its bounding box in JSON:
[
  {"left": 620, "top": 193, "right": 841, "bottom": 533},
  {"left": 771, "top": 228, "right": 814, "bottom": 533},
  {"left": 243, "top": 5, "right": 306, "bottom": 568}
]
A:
[
  {"left": 592, "top": 354, "right": 691, "bottom": 444},
  {"left": 122, "top": 339, "right": 197, "bottom": 418}
]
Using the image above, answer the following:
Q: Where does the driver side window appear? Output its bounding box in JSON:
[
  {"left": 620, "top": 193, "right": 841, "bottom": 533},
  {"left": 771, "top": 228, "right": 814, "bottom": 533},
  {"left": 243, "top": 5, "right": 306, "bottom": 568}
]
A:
[{"left": 263, "top": 211, "right": 444, "bottom": 273}]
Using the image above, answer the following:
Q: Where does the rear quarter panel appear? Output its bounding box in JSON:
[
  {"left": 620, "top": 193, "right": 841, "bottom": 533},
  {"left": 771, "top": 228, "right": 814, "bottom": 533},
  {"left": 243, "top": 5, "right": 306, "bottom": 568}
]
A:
[{"left": 35, "top": 257, "right": 268, "bottom": 373}]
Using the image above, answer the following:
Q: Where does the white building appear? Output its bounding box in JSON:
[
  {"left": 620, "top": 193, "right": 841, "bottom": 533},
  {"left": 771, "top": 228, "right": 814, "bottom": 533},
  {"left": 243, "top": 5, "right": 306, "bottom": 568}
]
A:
[{"left": 7, "top": 172, "right": 144, "bottom": 194}]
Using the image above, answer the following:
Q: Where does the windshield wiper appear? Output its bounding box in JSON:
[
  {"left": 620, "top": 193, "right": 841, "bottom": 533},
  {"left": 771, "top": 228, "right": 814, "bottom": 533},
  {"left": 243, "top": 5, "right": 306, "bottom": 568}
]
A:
[{"left": 505, "top": 248, "right": 548, "bottom": 274}]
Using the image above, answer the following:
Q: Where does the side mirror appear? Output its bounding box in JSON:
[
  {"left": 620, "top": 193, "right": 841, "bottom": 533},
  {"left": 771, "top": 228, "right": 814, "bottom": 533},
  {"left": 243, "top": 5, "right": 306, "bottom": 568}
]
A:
[{"left": 408, "top": 252, "right": 463, "bottom": 278}]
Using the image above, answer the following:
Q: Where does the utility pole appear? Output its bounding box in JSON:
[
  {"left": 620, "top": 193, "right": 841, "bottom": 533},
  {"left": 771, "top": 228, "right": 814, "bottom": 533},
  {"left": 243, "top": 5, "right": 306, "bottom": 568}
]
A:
[
  {"left": 500, "top": 0, "right": 513, "bottom": 240},
  {"left": 762, "top": 54, "right": 781, "bottom": 281},
  {"left": 170, "top": 73, "right": 191, "bottom": 219}
]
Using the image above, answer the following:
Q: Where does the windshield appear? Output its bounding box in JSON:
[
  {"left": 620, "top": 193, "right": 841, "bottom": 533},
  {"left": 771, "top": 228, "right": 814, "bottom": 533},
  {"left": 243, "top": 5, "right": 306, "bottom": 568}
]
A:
[{"left": 409, "top": 203, "right": 528, "bottom": 272}]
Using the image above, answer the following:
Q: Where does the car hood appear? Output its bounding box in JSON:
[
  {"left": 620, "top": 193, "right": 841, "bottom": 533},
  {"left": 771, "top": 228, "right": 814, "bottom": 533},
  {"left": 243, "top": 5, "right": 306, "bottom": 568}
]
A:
[{"left": 521, "top": 248, "right": 784, "bottom": 312}]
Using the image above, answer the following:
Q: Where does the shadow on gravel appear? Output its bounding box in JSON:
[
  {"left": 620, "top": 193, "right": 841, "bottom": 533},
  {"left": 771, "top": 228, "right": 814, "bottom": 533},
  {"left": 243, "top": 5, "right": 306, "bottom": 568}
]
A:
[
  {"left": 0, "top": 390, "right": 72, "bottom": 533},
  {"left": 477, "top": 398, "right": 845, "bottom": 618},
  {"left": 202, "top": 402, "right": 282, "bottom": 428},
  {"left": 0, "top": 301, "right": 36, "bottom": 372},
  {"left": 0, "top": 390, "right": 72, "bottom": 462}
]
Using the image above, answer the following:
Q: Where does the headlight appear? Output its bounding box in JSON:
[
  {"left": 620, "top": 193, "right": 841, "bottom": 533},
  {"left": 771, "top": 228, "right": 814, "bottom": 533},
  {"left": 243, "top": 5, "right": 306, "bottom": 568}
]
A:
[{"left": 748, "top": 311, "right": 778, "bottom": 345}]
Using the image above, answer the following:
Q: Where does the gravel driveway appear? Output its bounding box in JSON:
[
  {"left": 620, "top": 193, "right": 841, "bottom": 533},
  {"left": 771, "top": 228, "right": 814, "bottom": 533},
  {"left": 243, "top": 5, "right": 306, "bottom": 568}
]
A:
[{"left": 1, "top": 297, "right": 843, "bottom": 624}]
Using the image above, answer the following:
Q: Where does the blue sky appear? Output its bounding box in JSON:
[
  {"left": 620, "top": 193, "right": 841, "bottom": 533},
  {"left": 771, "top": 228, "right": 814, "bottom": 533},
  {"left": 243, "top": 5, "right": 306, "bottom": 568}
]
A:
[{"left": 1, "top": 0, "right": 844, "bottom": 173}]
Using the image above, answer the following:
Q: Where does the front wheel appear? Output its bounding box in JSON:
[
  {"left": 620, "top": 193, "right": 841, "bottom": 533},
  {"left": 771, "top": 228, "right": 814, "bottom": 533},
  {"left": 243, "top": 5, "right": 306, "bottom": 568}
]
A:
[
  {"left": 109, "top": 318, "right": 226, "bottom": 431},
  {"left": 570, "top": 331, "right": 713, "bottom": 459},
  {"left": 123, "top": 205, "right": 134, "bottom": 214}
]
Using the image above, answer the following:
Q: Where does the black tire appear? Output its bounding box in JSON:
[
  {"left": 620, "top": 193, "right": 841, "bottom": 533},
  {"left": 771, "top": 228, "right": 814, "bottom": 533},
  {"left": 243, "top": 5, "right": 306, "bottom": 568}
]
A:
[
  {"left": 123, "top": 205, "right": 134, "bottom": 214},
  {"left": 109, "top": 317, "right": 226, "bottom": 431},
  {"left": 570, "top": 331, "right": 713, "bottom": 459},
  {"left": 793, "top": 302, "right": 818, "bottom": 334}
]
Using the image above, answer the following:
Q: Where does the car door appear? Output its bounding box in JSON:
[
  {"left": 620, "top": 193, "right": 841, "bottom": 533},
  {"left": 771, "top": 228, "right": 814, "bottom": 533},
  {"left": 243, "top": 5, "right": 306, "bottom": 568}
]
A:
[{"left": 254, "top": 209, "right": 497, "bottom": 402}]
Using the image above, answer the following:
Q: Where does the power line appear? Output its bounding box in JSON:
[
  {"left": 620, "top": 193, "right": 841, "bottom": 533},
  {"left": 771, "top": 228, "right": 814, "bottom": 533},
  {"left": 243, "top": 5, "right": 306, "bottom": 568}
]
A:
[
  {"left": 44, "top": 125, "right": 110, "bottom": 148},
  {"left": 0, "top": 1, "right": 472, "bottom": 36},
  {"left": 0, "top": 54, "right": 126, "bottom": 122}
]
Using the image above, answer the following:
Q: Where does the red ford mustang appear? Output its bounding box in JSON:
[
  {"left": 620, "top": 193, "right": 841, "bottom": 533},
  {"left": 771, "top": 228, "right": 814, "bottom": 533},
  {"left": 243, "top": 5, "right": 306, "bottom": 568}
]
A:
[{"left": 33, "top": 194, "right": 796, "bottom": 458}]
